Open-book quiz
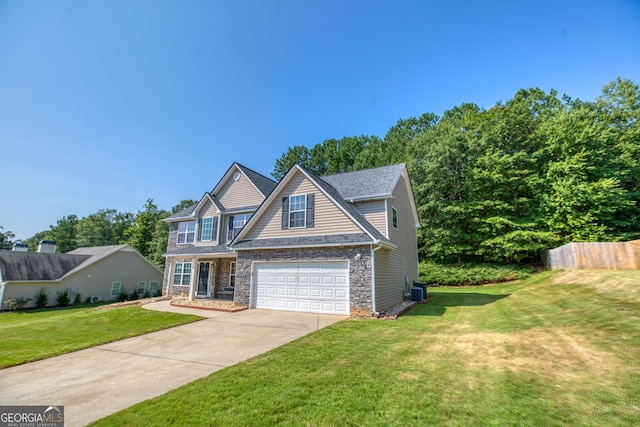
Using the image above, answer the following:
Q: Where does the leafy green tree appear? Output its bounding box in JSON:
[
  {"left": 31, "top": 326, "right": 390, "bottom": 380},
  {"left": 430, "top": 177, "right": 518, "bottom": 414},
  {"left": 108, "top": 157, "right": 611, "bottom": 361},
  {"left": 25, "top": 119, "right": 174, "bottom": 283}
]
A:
[
  {"left": 47, "top": 215, "right": 79, "bottom": 253},
  {"left": 272, "top": 145, "right": 311, "bottom": 180},
  {"left": 76, "top": 209, "right": 134, "bottom": 247},
  {"left": 0, "top": 226, "right": 15, "bottom": 250},
  {"left": 124, "top": 199, "right": 167, "bottom": 258}
]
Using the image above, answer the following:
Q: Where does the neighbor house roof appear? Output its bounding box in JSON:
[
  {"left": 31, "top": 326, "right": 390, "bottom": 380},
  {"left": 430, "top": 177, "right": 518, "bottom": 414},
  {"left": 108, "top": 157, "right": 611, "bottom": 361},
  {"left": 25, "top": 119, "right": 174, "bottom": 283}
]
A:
[
  {"left": 0, "top": 244, "right": 161, "bottom": 283},
  {"left": 0, "top": 252, "right": 90, "bottom": 282}
]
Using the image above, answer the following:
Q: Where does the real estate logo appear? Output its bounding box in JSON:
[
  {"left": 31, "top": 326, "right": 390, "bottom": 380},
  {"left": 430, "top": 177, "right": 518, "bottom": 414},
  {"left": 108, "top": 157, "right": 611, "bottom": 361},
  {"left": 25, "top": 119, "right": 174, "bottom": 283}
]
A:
[{"left": 0, "top": 406, "right": 64, "bottom": 427}]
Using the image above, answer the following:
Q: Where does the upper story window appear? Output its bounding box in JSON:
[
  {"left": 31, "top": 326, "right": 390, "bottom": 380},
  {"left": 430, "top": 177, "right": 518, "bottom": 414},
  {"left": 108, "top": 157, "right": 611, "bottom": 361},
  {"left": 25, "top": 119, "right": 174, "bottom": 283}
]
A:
[
  {"left": 228, "top": 214, "right": 251, "bottom": 241},
  {"left": 392, "top": 207, "right": 398, "bottom": 229},
  {"left": 177, "top": 221, "right": 196, "bottom": 244},
  {"left": 201, "top": 217, "right": 213, "bottom": 241},
  {"left": 289, "top": 194, "right": 307, "bottom": 228}
]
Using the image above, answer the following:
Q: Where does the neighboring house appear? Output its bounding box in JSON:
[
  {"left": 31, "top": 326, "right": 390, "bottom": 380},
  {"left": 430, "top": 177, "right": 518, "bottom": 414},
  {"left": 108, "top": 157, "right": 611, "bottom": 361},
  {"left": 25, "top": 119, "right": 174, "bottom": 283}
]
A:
[
  {"left": 0, "top": 244, "right": 163, "bottom": 310},
  {"left": 163, "top": 162, "right": 420, "bottom": 316}
]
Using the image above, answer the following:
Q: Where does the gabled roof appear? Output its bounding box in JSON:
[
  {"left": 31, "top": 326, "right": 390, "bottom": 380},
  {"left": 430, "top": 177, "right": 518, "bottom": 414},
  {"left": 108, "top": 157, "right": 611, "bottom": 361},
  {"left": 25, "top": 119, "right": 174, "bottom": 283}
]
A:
[
  {"left": 230, "top": 164, "right": 395, "bottom": 249},
  {"left": 321, "top": 164, "right": 407, "bottom": 201},
  {"left": 0, "top": 244, "right": 161, "bottom": 283},
  {"left": 212, "top": 162, "right": 277, "bottom": 199},
  {"left": 0, "top": 252, "right": 90, "bottom": 281}
]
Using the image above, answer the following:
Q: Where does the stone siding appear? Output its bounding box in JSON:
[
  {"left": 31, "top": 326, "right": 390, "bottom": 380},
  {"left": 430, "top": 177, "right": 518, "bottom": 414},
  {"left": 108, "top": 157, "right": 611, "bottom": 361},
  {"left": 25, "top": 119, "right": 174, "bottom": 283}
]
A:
[{"left": 235, "top": 245, "right": 373, "bottom": 314}]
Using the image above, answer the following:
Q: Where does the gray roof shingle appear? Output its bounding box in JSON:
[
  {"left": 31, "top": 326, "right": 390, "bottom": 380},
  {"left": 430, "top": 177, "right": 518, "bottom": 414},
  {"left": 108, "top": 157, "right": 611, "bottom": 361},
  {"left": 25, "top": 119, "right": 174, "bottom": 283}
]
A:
[
  {"left": 0, "top": 252, "right": 91, "bottom": 281},
  {"left": 165, "top": 245, "right": 234, "bottom": 256},
  {"left": 232, "top": 233, "right": 375, "bottom": 249},
  {"left": 165, "top": 203, "right": 197, "bottom": 221},
  {"left": 235, "top": 163, "right": 277, "bottom": 197},
  {"left": 321, "top": 163, "right": 406, "bottom": 201}
]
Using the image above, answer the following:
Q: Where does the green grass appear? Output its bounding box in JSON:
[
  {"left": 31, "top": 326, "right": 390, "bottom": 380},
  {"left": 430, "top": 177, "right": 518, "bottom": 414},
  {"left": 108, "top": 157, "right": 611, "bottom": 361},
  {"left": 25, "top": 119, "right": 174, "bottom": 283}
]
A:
[
  {"left": 93, "top": 270, "right": 640, "bottom": 426},
  {"left": 0, "top": 305, "right": 202, "bottom": 368}
]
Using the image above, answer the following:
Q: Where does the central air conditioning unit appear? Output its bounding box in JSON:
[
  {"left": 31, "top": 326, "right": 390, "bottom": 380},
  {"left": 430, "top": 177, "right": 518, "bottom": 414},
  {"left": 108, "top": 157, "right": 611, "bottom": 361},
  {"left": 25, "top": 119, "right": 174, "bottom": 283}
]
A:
[{"left": 90, "top": 295, "right": 102, "bottom": 304}]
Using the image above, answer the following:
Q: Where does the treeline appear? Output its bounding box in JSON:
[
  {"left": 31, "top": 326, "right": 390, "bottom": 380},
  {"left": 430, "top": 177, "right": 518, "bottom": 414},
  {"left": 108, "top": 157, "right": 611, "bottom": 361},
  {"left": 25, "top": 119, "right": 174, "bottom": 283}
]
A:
[
  {"left": 8, "top": 199, "right": 196, "bottom": 269},
  {"left": 273, "top": 78, "right": 640, "bottom": 263}
]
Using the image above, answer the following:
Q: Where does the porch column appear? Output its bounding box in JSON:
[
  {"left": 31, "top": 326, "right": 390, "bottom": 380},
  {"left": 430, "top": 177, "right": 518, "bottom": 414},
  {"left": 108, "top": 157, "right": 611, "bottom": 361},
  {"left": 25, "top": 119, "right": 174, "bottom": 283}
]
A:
[
  {"left": 166, "top": 260, "right": 173, "bottom": 298},
  {"left": 188, "top": 258, "right": 197, "bottom": 301}
]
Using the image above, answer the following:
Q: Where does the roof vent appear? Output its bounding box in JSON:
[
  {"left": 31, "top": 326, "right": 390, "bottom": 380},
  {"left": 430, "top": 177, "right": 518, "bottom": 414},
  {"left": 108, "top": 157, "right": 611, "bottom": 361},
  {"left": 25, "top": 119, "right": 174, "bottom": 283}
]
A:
[
  {"left": 38, "top": 240, "right": 57, "bottom": 253},
  {"left": 12, "top": 243, "right": 28, "bottom": 252}
]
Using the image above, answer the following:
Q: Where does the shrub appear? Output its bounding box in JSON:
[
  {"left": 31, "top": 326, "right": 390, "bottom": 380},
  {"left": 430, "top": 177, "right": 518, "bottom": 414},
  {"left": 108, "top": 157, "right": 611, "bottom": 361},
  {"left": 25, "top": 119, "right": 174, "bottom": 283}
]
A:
[
  {"left": 73, "top": 293, "right": 82, "bottom": 305},
  {"left": 143, "top": 291, "right": 152, "bottom": 299},
  {"left": 33, "top": 287, "right": 50, "bottom": 308},
  {"left": 56, "top": 289, "right": 71, "bottom": 307},
  {"left": 4, "top": 297, "right": 30, "bottom": 311},
  {"left": 117, "top": 288, "right": 129, "bottom": 302},
  {"left": 129, "top": 290, "right": 139, "bottom": 301},
  {"left": 419, "top": 262, "right": 536, "bottom": 287}
]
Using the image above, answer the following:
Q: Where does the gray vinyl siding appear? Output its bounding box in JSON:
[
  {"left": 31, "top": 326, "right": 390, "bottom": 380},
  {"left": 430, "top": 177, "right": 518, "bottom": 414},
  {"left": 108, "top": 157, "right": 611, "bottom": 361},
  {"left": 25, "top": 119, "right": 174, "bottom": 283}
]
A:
[
  {"left": 2, "top": 249, "right": 163, "bottom": 309},
  {"left": 353, "top": 200, "right": 387, "bottom": 237},
  {"left": 217, "top": 167, "right": 265, "bottom": 209},
  {"left": 244, "top": 170, "right": 363, "bottom": 240},
  {"left": 373, "top": 175, "right": 420, "bottom": 311}
]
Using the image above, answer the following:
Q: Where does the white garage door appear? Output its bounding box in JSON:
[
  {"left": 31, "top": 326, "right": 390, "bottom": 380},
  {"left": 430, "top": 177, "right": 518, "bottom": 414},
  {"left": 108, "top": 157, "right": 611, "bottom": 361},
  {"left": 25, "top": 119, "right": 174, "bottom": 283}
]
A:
[{"left": 254, "top": 262, "right": 349, "bottom": 315}]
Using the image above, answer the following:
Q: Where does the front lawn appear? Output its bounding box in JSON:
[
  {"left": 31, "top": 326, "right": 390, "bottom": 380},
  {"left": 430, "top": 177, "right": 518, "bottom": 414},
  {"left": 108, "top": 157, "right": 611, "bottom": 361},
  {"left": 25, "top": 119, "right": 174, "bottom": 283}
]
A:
[
  {"left": 0, "top": 305, "right": 202, "bottom": 369},
  {"left": 94, "top": 270, "right": 640, "bottom": 426}
]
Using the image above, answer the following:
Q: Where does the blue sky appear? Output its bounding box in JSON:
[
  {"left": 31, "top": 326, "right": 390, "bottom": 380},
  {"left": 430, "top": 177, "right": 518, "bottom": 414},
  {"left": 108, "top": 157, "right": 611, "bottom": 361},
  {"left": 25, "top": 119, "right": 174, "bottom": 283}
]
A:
[{"left": 1, "top": 0, "right": 639, "bottom": 241}]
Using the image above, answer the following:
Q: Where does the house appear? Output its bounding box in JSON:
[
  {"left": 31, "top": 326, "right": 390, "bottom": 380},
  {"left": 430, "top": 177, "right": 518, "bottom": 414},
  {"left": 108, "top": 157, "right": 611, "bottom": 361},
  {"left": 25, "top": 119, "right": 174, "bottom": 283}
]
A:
[
  {"left": 162, "top": 162, "right": 420, "bottom": 316},
  {"left": 0, "top": 244, "right": 164, "bottom": 310}
]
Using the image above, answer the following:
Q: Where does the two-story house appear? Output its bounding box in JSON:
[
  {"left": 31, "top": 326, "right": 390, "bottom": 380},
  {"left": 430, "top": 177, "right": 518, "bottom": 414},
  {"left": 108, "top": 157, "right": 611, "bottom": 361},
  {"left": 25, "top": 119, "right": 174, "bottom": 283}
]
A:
[{"left": 162, "top": 162, "right": 420, "bottom": 316}]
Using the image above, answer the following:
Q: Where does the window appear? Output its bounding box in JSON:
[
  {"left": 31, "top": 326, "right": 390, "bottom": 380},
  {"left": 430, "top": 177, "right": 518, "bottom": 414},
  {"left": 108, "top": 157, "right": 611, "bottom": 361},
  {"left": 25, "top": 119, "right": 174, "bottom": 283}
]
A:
[
  {"left": 173, "top": 262, "right": 192, "bottom": 285},
  {"left": 110, "top": 282, "right": 121, "bottom": 298},
  {"left": 228, "top": 214, "right": 250, "bottom": 241},
  {"left": 289, "top": 194, "right": 307, "bottom": 228},
  {"left": 201, "top": 217, "right": 213, "bottom": 241},
  {"left": 229, "top": 261, "right": 237, "bottom": 287},
  {"left": 392, "top": 207, "right": 398, "bottom": 229},
  {"left": 137, "top": 281, "right": 146, "bottom": 296},
  {"left": 149, "top": 281, "right": 160, "bottom": 296},
  {"left": 177, "top": 221, "right": 196, "bottom": 244},
  {"left": 282, "top": 194, "right": 314, "bottom": 229}
]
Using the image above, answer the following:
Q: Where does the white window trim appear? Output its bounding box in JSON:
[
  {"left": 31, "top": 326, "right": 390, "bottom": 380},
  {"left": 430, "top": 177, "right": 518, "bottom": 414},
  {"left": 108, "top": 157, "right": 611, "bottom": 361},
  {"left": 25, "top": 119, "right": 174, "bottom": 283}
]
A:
[
  {"left": 392, "top": 206, "right": 398, "bottom": 230},
  {"left": 177, "top": 221, "right": 196, "bottom": 245},
  {"left": 229, "top": 261, "right": 237, "bottom": 287},
  {"left": 110, "top": 282, "right": 121, "bottom": 297},
  {"left": 228, "top": 214, "right": 250, "bottom": 241},
  {"left": 289, "top": 194, "right": 307, "bottom": 229},
  {"left": 173, "top": 262, "right": 193, "bottom": 286},
  {"left": 149, "top": 281, "right": 160, "bottom": 295},
  {"left": 201, "top": 217, "right": 214, "bottom": 241},
  {"left": 137, "top": 281, "right": 146, "bottom": 295}
]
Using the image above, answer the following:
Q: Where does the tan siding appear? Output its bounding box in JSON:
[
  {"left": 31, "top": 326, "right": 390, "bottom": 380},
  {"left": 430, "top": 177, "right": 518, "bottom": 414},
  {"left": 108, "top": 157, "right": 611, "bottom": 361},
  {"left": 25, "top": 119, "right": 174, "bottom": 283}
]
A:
[
  {"left": 374, "top": 176, "right": 420, "bottom": 311},
  {"left": 353, "top": 200, "right": 387, "bottom": 237},
  {"left": 195, "top": 199, "right": 219, "bottom": 246},
  {"left": 244, "top": 171, "right": 362, "bottom": 240},
  {"left": 217, "top": 167, "right": 265, "bottom": 209},
  {"left": 3, "top": 249, "right": 163, "bottom": 309}
]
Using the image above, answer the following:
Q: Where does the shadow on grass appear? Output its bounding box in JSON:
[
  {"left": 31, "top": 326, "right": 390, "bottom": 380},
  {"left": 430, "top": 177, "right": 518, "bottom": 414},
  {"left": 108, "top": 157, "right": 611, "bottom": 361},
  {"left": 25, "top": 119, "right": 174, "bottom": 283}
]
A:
[{"left": 404, "top": 292, "right": 510, "bottom": 317}]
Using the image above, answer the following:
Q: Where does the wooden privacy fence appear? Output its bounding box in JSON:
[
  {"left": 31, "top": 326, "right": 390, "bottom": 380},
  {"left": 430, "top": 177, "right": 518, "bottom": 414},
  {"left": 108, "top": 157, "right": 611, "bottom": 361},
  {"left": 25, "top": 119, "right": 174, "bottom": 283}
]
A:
[{"left": 542, "top": 241, "right": 640, "bottom": 270}]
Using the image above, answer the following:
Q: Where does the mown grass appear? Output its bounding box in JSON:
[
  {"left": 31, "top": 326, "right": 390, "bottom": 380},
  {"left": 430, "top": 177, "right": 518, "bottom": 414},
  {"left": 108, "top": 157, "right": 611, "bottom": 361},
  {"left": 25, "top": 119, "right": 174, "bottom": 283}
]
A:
[
  {"left": 93, "top": 270, "right": 640, "bottom": 426},
  {"left": 0, "top": 305, "right": 202, "bottom": 368}
]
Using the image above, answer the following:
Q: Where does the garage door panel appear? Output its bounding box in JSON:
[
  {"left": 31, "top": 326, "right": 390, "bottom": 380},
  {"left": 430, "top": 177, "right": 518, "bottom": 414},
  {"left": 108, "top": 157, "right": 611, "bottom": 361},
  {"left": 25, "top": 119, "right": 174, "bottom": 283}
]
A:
[{"left": 255, "top": 262, "right": 349, "bottom": 315}]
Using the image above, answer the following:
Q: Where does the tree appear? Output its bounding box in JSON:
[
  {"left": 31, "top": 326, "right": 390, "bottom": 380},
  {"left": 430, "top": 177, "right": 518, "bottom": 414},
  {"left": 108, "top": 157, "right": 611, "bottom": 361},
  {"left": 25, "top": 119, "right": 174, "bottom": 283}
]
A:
[
  {"left": 47, "top": 215, "right": 79, "bottom": 253},
  {"left": 123, "top": 199, "right": 167, "bottom": 258},
  {"left": 0, "top": 226, "right": 15, "bottom": 250},
  {"left": 272, "top": 145, "right": 311, "bottom": 180},
  {"left": 76, "top": 209, "right": 134, "bottom": 247}
]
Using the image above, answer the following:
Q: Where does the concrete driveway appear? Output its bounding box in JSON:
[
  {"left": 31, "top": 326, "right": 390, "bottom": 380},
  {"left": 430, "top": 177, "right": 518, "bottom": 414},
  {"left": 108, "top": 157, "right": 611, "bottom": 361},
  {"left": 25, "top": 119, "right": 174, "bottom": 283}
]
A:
[{"left": 0, "top": 301, "right": 345, "bottom": 426}]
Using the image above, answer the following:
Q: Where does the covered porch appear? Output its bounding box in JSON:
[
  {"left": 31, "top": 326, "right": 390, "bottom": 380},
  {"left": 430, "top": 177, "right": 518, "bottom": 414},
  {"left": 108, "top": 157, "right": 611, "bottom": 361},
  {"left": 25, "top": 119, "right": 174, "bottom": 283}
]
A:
[{"left": 164, "top": 253, "right": 237, "bottom": 302}]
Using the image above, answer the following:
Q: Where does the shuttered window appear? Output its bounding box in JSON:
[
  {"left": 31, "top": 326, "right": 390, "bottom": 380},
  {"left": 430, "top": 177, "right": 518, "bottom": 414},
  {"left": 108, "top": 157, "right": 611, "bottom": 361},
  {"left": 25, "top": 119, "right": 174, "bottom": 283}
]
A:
[{"left": 282, "top": 193, "right": 315, "bottom": 229}]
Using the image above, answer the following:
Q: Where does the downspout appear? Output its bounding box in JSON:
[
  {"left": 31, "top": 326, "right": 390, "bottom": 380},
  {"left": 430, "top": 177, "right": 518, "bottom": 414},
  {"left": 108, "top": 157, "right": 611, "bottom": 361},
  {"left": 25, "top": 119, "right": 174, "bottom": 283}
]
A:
[
  {"left": 370, "top": 241, "right": 383, "bottom": 315},
  {"left": 0, "top": 282, "right": 6, "bottom": 312}
]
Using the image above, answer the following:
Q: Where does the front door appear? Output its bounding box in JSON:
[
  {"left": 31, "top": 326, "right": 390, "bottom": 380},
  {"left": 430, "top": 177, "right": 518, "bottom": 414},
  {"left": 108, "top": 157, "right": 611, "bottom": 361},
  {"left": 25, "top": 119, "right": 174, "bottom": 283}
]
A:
[{"left": 197, "top": 262, "right": 210, "bottom": 297}]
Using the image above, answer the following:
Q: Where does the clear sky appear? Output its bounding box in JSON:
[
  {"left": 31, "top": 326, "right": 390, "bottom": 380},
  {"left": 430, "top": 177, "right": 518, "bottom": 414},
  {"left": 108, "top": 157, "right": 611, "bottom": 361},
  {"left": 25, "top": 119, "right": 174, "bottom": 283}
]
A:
[{"left": 1, "top": 0, "right": 639, "bottom": 241}]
